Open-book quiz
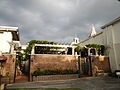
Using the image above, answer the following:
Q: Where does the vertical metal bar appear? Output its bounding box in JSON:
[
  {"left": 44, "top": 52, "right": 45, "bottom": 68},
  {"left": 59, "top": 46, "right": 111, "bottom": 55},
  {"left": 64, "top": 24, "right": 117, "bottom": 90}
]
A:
[
  {"left": 89, "top": 56, "right": 93, "bottom": 76},
  {"left": 0, "top": 63, "right": 1, "bottom": 85},
  {"left": 78, "top": 56, "right": 81, "bottom": 78},
  {"left": 14, "top": 53, "right": 18, "bottom": 83},
  {"left": 28, "top": 54, "right": 31, "bottom": 82}
]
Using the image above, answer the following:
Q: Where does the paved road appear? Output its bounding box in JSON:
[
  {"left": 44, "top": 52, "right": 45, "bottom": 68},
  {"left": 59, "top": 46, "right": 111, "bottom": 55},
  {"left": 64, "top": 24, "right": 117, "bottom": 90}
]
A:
[{"left": 7, "top": 77, "right": 120, "bottom": 90}]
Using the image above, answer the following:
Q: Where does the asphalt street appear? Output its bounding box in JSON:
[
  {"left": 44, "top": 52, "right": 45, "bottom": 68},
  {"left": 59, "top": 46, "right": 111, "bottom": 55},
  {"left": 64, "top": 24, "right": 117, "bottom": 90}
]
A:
[{"left": 7, "top": 77, "right": 120, "bottom": 90}]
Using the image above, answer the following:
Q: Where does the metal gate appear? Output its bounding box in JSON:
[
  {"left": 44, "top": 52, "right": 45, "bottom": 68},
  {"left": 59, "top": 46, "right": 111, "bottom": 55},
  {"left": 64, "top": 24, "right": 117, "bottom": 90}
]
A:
[{"left": 78, "top": 56, "right": 92, "bottom": 77}]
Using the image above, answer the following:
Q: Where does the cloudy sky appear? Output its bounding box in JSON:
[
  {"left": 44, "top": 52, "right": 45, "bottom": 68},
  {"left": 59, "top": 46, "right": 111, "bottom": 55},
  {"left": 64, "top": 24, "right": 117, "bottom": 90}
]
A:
[{"left": 0, "top": 0, "right": 120, "bottom": 44}]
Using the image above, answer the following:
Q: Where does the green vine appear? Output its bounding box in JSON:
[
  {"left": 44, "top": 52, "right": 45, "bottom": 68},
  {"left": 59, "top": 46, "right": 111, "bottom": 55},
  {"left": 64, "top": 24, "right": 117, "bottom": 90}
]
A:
[
  {"left": 24, "top": 40, "right": 57, "bottom": 60},
  {"left": 85, "top": 44, "right": 105, "bottom": 55}
]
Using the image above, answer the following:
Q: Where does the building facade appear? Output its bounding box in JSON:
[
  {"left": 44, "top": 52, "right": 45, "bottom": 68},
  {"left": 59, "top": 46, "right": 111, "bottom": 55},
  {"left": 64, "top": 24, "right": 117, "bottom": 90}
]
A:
[
  {"left": 0, "top": 26, "right": 21, "bottom": 54},
  {"left": 0, "top": 26, "right": 21, "bottom": 83},
  {"left": 31, "top": 44, "right": 76, "bottom": 55},
  {"left": 81, "top": 17, "right": 120, "bottom": 72}
]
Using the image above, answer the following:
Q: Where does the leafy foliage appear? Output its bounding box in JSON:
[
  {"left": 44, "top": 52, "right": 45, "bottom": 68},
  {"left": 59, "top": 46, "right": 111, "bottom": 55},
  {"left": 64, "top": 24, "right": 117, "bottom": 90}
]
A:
[
  {"left": 85, "top": 44, "right": 105, "bottom": 55},
  {"left": 73, "top": 44, "right": 81, "bottom": 54},
  {"left": 24, "top": 40, "right": 57, "bottom": 59},
  {"left": 80, "top": 47, "right": 88, "bottom": 57},
  {"left": 79, "top": 44, "right": 105, "bottom": 57},
  {"left": 32, "top": 68, "right": 78, "bottom": 76},
  {"left": 25, "top": 40, "right": 56, "bottom": 54},
  {"left": 7, "top": 88, "right": 82, "bottom": 90}
]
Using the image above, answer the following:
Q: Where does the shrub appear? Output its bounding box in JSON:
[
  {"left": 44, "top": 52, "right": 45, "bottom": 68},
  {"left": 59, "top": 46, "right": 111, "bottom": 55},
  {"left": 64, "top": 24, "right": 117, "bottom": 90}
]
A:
[{"left": 32, "top": 69, "right": 77, "bottom": 76}]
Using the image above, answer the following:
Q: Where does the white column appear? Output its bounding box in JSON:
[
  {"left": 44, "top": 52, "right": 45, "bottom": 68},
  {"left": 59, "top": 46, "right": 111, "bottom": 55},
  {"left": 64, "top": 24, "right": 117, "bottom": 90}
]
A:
[
  {"left": 72, "top": 47, "right": 75, "bottom": 55},
  {"left": 10, "top": 44, "right": 15, "bottom": 54},
  {"left": 31, "top": 46, "right": 35, "bottom": 54},
  {"left": 95, "top": 48, "right": 98, "bottom": 56},
  {"left": 88, "top": 48, "right": 91, "bottom": 56}
]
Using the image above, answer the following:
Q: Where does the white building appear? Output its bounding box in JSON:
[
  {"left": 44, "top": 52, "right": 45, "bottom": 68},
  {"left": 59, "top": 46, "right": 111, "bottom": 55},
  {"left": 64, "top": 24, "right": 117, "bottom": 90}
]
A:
[
  {"left": 31, "top": 44, "right": 76, "bottom": 55},
  {"left": 81, "top": 17, "right": 120, "bottom": 71},
  {"left": 0, "top": 26, "right": 21, "bottom": 54},
  {"left": 21, "top": 45, "right": 27, "bottom": 53},
  {"left": 71, "top": 36, "right": 80, "bottom": 45}
]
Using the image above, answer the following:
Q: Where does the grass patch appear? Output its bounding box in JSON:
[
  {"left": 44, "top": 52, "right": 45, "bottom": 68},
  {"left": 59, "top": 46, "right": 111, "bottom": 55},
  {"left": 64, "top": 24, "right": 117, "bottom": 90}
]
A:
[{"left": 7, "top": 88, "right": 82, "bottom": 90}]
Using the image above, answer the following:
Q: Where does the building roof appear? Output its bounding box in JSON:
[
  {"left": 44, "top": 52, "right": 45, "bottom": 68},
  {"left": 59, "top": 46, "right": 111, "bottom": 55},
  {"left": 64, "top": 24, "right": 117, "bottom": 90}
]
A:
[
  {"left": 0, "top": 26, "right": 20, "bottom": 41},
  {"left": 34, "top": 44, "right": 75, "bottom": 48},
  {"left": 101, "top": 16, "right": 120, "bottom": 29},
  {"left": 81, "top": 32, "right": 103, "bottom": 43},
  {"left": 0, "top": 26, "right": 18, "bottom": 31}
]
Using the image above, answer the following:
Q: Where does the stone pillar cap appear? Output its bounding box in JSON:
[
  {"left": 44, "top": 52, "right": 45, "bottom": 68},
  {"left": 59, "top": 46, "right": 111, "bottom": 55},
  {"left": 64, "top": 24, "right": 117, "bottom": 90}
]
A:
[{"left": 0, "top": 55, "right": 7, "bottom": 61}]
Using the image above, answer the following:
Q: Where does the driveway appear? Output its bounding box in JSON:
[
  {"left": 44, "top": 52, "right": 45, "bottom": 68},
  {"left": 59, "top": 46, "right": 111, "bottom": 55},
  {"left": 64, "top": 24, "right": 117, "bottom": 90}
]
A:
[{"left": 7, "top": 77, "right": 120, "bottom": 90}]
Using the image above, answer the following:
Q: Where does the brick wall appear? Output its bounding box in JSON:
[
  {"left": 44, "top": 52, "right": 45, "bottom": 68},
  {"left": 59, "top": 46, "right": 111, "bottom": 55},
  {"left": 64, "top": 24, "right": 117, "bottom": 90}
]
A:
[
  {"left": 29, "top": 55, "right": 111, "bottom": 81},
  {"left": 91, "top": 56, "right": 111, "bottom": 75},
  {"left": 30, "top": 54, "right": 77, "bottom": 81},
  {"left": 3, "top": 54, "right": 16, "bottom": 83}
]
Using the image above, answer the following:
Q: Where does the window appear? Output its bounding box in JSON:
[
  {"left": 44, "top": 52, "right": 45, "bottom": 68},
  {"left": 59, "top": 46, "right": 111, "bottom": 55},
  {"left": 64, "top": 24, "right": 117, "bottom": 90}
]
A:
[{"left": 11, "top": 31, "right": 19, "bottom": 41}]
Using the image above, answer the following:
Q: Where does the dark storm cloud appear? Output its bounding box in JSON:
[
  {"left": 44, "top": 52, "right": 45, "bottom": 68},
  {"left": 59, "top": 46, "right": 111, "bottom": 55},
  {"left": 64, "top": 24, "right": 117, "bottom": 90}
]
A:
[{"left": 0, "top": 0, "right": 120, "bottom": 44}]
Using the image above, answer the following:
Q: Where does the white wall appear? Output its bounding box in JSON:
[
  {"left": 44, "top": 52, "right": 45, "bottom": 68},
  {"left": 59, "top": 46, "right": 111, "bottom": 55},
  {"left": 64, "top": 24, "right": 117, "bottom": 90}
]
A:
[
  {"left": 103, "top": 22, "right": 120, "bottom": 71},
  {"left": 112, "top": 22, "right": 120, "bottom": 70},
  {"left": 102, "top": 25, "right": 118, "bottom": 71},
  {"left": 0, "top": 32, "right": 12, "bottom": 53},
  {"left": 81, "top": 20, "right": 120, "bottom": 71}
]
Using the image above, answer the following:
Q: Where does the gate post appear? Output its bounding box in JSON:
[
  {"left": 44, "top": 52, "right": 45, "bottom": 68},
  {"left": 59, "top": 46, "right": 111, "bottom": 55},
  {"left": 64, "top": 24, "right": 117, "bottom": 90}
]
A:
[
  {"left": 78, "top": 56, "right": 81, "bottom": 78},
  {"left": 28, "top": 54, "right": 31, "bottom": 82},
  {"left": 14, "top": 52, "right": 19, "bottom": 83},
  {"left": 89, "top": 56, "right": 93, "bottom": 76}
]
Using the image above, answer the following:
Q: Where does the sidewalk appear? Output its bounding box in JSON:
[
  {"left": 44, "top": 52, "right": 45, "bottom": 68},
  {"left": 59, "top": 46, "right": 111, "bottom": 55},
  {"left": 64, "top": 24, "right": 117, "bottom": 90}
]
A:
[{"left": 7, "top": 77, "right": 120, "bottom": 90}]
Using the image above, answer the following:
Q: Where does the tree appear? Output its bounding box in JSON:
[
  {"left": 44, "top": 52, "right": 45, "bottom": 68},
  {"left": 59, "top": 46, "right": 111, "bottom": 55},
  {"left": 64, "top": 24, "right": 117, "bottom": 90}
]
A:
[{"left": 73, "top": 44, "right": 81, "bottom": 55}]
